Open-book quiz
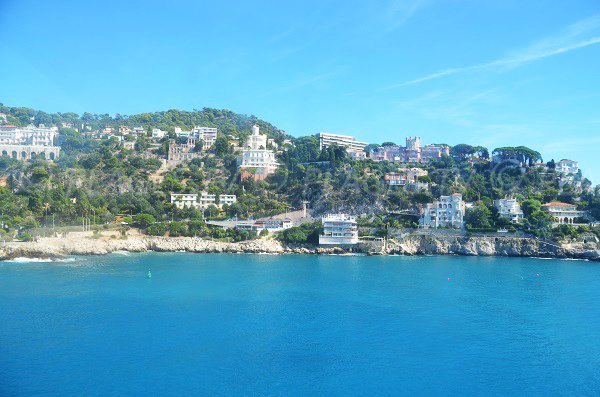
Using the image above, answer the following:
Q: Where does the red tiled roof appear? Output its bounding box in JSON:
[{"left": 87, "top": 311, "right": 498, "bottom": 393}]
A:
[{"left": 541, "top": 202, "right": 576, "bottom": 207}]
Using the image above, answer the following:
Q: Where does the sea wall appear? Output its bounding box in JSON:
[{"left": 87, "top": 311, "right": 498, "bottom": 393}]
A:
[{"left": 0, "top": 234, "right": 598, "bottom": 261}]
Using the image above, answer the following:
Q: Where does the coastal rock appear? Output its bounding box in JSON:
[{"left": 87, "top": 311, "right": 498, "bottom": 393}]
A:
[{"left": 0, "top": 234, "right": 598, "bottom": 261}]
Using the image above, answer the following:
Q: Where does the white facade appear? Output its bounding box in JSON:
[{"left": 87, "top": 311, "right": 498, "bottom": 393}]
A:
[
  {"left": 316, "top": 132, "right": 368, "bottom": 152},
  {"left": 541, "top": 202, "right": 583, "bottom": 226},
  {"left": 319, "top": 214, "right": 359, "bottom": 246},
  {"left": 494, "top": 198, "right": 524, "bottom": 223},
  {"left": 236, "top": 219, "right": 293, "bottom": 233},
  {"left": 174, "top": 126, "right": 218, "bottom": 149},
  {"left": 199, "top": 192, "right": 237, "bottom": 209},
  {"left": 0, "top": 124, "right": 58, "bottom": 146},
  {"left": 170, "top": 193, "right": 199, "bottom": 209},
  {"left": 0, "top": 124, "right": 61, "bottom": 160},
  {"left": 421, "top": 193, "right": 466, "bottom": 229},
  {"left": 219, "top": 194, "right": 237, "bottom": 206},
  {"left": 556, "top": 159, "right": 579, "bottom": 175},
  {"left": 238, "top": 125, "right": 279, "bottom": 180},
  {"left": 152, "top": 128, "right": 167, "bottom": 139},
  {"left": 245, "top": 124, "right": 267, "bottom": 149},
  {"left": 191, "top": 126, "right": 218, "bottom": 149},
  {"left": 171, "top": 192, "right": 237, "bottom": 210}
]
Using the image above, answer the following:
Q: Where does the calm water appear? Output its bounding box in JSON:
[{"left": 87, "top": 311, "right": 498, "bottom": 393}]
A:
[{"left": 1, "top": 253, "right": 600, "bottom": 396}]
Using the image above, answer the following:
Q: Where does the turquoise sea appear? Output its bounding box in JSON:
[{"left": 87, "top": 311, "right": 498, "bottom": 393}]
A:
[{"left": 1, "top": 253, "right": 600, "bottom": 396}]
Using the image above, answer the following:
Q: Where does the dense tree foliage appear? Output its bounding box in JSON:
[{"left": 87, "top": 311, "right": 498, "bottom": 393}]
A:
[{"left": 0, "top": 103, "right": 597, "bottom": 243}]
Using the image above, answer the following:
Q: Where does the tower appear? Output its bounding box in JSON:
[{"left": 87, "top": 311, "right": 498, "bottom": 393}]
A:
[{"left": 406, "top": 136, "right": 422, "bottom": 150}]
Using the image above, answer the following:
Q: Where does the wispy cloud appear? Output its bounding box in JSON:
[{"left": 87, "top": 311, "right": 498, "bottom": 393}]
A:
[
  {"left": 258, "top": 69, "right": 343, "bottom": 98},
  {"left": 384, "top": 0, "right": 430, "bottom": 31},
  {"left": 381, "top": 14, "right": 600, "bottom": 90}
]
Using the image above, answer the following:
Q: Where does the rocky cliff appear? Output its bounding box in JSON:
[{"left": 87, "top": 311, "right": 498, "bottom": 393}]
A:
[
  {"left": 1, "top": 235, "right": 598, "bottom": 261},
  {"left": 387, "top": 235, "right": 599, "bottom": 261}
]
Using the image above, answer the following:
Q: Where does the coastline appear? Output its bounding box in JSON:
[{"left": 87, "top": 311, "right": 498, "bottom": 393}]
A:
[{"left": 1, "top": 234, "right": 598, "bottom": 262}]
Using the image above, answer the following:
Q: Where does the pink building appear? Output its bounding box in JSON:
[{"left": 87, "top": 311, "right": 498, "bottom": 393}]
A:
[{"left": 370, "top": 137, "right": 449, "bottom": 164}]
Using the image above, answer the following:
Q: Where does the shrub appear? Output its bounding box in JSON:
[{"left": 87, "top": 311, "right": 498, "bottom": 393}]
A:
[{"left": 146, "top": 223, "right": 168, "bottom": 236}]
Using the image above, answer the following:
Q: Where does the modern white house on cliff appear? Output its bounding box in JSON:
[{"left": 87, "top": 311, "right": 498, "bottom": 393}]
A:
[{"left": 319, "top": 214, "right": 359, "bottom": 246}]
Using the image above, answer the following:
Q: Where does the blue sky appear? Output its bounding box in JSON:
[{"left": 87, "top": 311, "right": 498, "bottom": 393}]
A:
[{"left": 1, "top": 0, "right": 599, "bottom": 181}]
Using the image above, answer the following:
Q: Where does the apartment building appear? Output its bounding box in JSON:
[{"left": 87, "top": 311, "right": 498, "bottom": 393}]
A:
[
  {"left": 316, "top": 132, "right": 368, "bottom": 152},
  {"left": 319, "top": 214, "right": 359, "bottom": 246}
]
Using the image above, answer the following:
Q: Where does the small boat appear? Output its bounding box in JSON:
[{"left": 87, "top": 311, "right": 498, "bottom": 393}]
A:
[{"left": 147, "top": 270, "right": 152, "bottom": 278}]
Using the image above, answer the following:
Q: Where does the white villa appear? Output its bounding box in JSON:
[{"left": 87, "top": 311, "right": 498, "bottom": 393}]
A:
[
  {"left": 174, "top": 126, "right": 218, "bottom": 150},
  {"left": 237, "top": 124, "right": 279, "bottom": 181},
  {"left": 319, "top": 214, "right": 359, "bottom": 246},
  {"left": 421, "top": 193, "right": 466, "bottom": 229},
  {"left": 494, "top": 197, "right": 524, "bottom": 223},
  {"left": 152, "top": 128, "right": 167, "bottom": 139},
  {"left": 556, "top": 159, "right": 579, "bottom": 175},
  {"left": 541, "top": 202, "right": 583, "bottom": 226}
]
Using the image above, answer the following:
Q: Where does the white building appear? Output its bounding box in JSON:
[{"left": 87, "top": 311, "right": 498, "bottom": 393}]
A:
[
  {"left": 421, "top": 193, "right": 466, "bottom": 229},
  {"left": 0, "top": 124, "right": 58, "bottom": 146},
  {"left": 319, "top": 214, "right": 359, "bottom": 246},
  {"left": 191, "top": 126, "right": 218, "bottom": 149},
  {"left": 170, "top": 193, "right": 199, "bottom": 209},
  {"left": 236, "top": 219, "right": 293, "bottom": 234},
  {"left": 0, "top": 124, "right": 61, "bottom": 160},
  {"left": 384, "top": 168, "right": 428, "bottom": 186},
  {"left": 237, "top": 124, "right": 279, "bottom": 181},
  {"left": 541, "top": 202, "right": 583, "bottom": 226},
  {"left": 556, "top": 159, "right": 579, "bottom": 175},
  {"left": 347, "top": 149, "right": 367, "bottom": 161},
  {"left": 173, "top": 126, "right": 218, "bottom": 150},
  {"left": 171, "top": 192, "right": 237, "bottom": 210},
  {"left": 219, "top": 194, "right": 237, "bottom": 206},
  {"left": 316, "top": 132, "right": 368, "bottom": 152},
  {"left": 199, "top": 192, "right": 237, "bottom": 209},
  {"left": 152, "top": 128, "right": 167, "bottom": 139},
  {"left": 494, "top": 198, "right": 524, "bottom": 223}
]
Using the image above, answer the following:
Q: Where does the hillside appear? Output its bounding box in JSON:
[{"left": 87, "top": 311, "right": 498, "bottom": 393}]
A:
[{"left": 0, "top": 103, "right": 598, "bottom": 245}]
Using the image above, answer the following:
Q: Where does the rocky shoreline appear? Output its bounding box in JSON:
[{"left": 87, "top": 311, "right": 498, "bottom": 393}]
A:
[{"left": 1, "top": 234, "right": 598, "bottom": 262}]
